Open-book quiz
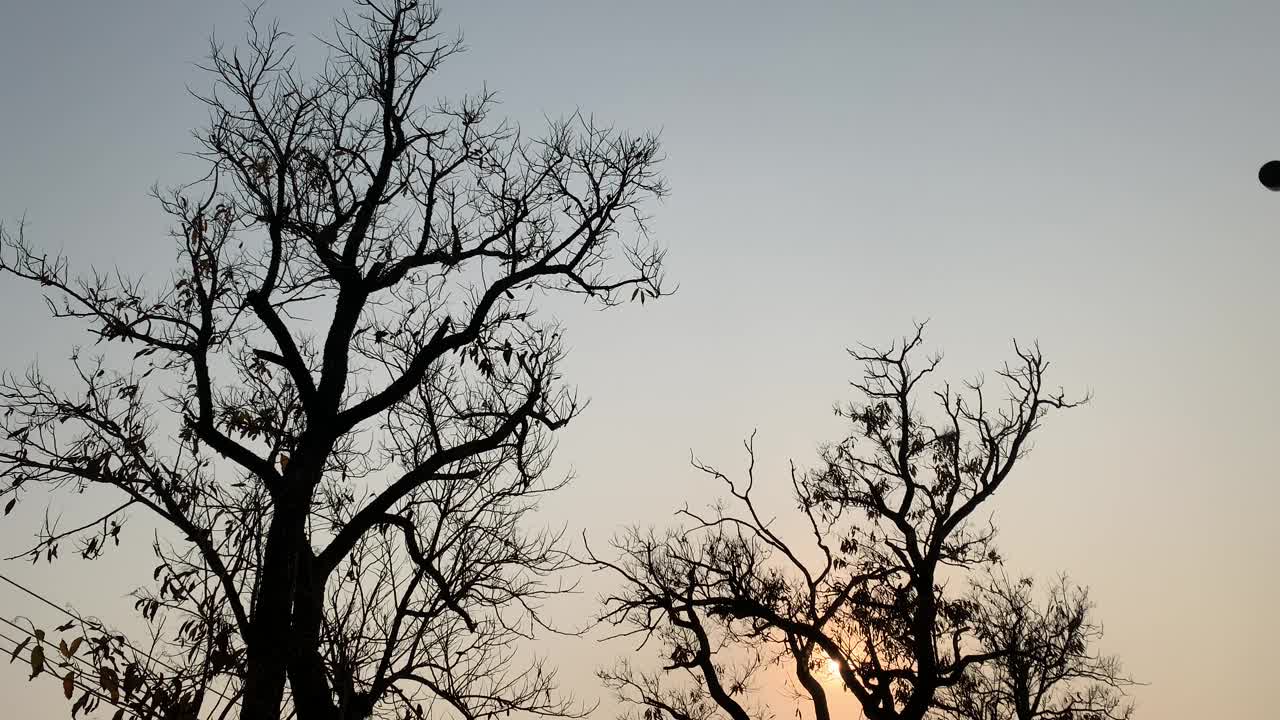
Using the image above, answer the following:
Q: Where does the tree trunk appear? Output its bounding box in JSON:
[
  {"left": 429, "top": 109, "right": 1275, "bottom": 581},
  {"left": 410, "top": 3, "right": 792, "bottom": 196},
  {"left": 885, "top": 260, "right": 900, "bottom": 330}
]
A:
[
  {"left": 902, "top": 571, "right": 940, "bottom": 720},
  {"left": 289, "top": 551, "right": 342, "bottom": 720},
  {"left": 240, "top": 496, "right": 308, "bottom": 720}
]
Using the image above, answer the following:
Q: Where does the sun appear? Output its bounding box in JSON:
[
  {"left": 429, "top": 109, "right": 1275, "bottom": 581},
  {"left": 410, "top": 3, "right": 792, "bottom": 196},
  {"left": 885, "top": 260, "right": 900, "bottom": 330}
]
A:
[
  {"left": 816, "top": 649, "right": 857, "bottom": 685},
  {"left": 825, "top": 657, "right": 842, "bottom": 676}
]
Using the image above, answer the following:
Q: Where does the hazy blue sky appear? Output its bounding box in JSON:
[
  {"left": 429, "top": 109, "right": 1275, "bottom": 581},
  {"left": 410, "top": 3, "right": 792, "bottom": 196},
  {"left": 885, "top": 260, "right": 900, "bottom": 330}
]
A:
[{"left": 1, "top": 2, "right": 1277, "bottom": 719}]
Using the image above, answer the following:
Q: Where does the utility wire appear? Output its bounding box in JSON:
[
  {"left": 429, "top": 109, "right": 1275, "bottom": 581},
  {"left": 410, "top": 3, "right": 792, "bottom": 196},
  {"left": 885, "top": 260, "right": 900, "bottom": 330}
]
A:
[
  {"left": 0, "top": 614, "right": 113, "bottom": 685},
  {"left": 2, "top": 620, "right": 237, "bottom": 720},
  {"left": 0, "top": 620, "right": 137, "bottom": 712},
  {"left": 0, "top": 570, "right": 241, "bottom": 710},
  {"left": 0, "top": 571, "right": 185, "bottom": 670},
  {"left": 0, "top": 629, "right": 140, "bottom": 719}
]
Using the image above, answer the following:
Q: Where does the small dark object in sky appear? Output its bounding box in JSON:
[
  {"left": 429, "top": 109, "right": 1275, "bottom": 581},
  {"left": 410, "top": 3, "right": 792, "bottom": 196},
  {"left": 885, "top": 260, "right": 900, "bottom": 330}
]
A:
[{"left": 1259, "top": 160, "right": 1280, "bottom": 190}]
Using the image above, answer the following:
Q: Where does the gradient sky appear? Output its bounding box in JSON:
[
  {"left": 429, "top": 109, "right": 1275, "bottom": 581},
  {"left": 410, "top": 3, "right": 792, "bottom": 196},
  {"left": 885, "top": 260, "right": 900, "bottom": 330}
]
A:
[{"left": 1, "top": 2, "right": 1277, "bottom": 719}]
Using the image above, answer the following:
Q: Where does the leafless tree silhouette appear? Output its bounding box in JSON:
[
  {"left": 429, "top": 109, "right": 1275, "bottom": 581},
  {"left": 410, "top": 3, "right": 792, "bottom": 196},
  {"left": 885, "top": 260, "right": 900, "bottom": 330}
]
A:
[
  {"left": 0, "top": 2, "right": 667, "bottom": 719},
  {"left": 934, "top": 575, "right": 1135, "bottom": 720},
  {"left": 590, "top": 326, "right": 1101, "bottom": 720}
]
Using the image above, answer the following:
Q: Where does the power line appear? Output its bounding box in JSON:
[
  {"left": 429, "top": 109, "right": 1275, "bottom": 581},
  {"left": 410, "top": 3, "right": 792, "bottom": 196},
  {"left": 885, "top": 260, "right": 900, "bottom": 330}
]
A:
[
  {"left": 1, "top": 620, "right": 239, "bottom": 720},
  {"left": 0, "top": 570, "right": 241, "bottom": 711},
  {"left": 0, "top": 629, "right": 140, "bottom": 719},
  {"left": 0, "top": 618, "right": 147, "bottom": 717},
  {"left": 0, "top": 570, "right": 187, "bottom": 674},
  {"left": 0, "top": 614, "right": 116, "bottom": 688}
]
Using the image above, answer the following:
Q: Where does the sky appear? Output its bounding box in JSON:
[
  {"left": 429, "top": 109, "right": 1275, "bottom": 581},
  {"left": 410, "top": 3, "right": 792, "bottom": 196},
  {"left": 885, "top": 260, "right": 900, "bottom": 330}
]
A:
[{"left": 0, "top": 1, "right": 1277, "bottom": 718}]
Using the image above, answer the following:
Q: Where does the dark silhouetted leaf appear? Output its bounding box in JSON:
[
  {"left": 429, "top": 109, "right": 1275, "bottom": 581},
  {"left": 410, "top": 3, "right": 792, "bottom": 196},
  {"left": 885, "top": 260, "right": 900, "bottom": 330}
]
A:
[
  {"left": 100, "top": 666, "right": 120, "bottom": 703},
  {"left": 29, "top": 643, "right": 44, "bottom": 679},
  {"left": 71, "top": 689, "right": 90, "bottom": 717},
  {"left": 8, "top": 636, "right": 30, "bottom": 663}
]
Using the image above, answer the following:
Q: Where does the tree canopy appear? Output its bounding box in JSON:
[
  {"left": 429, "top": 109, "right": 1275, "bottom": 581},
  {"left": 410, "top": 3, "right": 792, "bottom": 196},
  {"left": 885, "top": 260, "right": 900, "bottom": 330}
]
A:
[
  {"left": 592, "top": 328, "right": 1132, "bottom": 720},
  {"left": 0, "top": 2, "right": 667, "bottom": 719}
]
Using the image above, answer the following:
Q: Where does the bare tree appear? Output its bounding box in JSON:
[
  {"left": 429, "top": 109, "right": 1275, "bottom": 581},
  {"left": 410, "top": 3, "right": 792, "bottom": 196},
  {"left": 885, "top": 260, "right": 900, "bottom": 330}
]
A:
[
  {"left": 0, "top": 2, "right": 667, "bottom": 719},
  {"left": 591, "top": 326, "right": 1090, "bottom": 720},
  {"left": 933, "top": 575, "right": 1135, "bottom": 720}
]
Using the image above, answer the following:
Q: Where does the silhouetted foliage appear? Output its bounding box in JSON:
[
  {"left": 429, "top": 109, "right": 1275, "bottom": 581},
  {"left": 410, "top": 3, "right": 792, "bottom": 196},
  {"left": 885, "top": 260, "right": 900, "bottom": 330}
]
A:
[
  {"left": 589, "top": 326, "right": 1127, "bottom": 720},
  {"left": 0, "top": 2, "right": 666, "bottom": 719},
  {"left": 934, "top": 575, "right": 1135, "bottom": 720}
]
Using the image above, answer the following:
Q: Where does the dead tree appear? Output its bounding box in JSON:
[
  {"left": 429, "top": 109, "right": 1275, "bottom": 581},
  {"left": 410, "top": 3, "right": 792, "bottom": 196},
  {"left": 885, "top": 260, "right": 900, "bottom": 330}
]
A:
[
  {"left": 592, "top": 326, "right": 1088, "bottom": 720},
  {"left": 0, "top": 2, "right": 667, "bottom": 719}
]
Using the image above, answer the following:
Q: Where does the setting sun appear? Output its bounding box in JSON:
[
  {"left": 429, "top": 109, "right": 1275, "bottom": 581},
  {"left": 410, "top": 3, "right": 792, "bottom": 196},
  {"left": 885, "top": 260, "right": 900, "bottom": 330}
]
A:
[{"left": 1, "top": 2, "right": 1269, "bottom": 720}]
